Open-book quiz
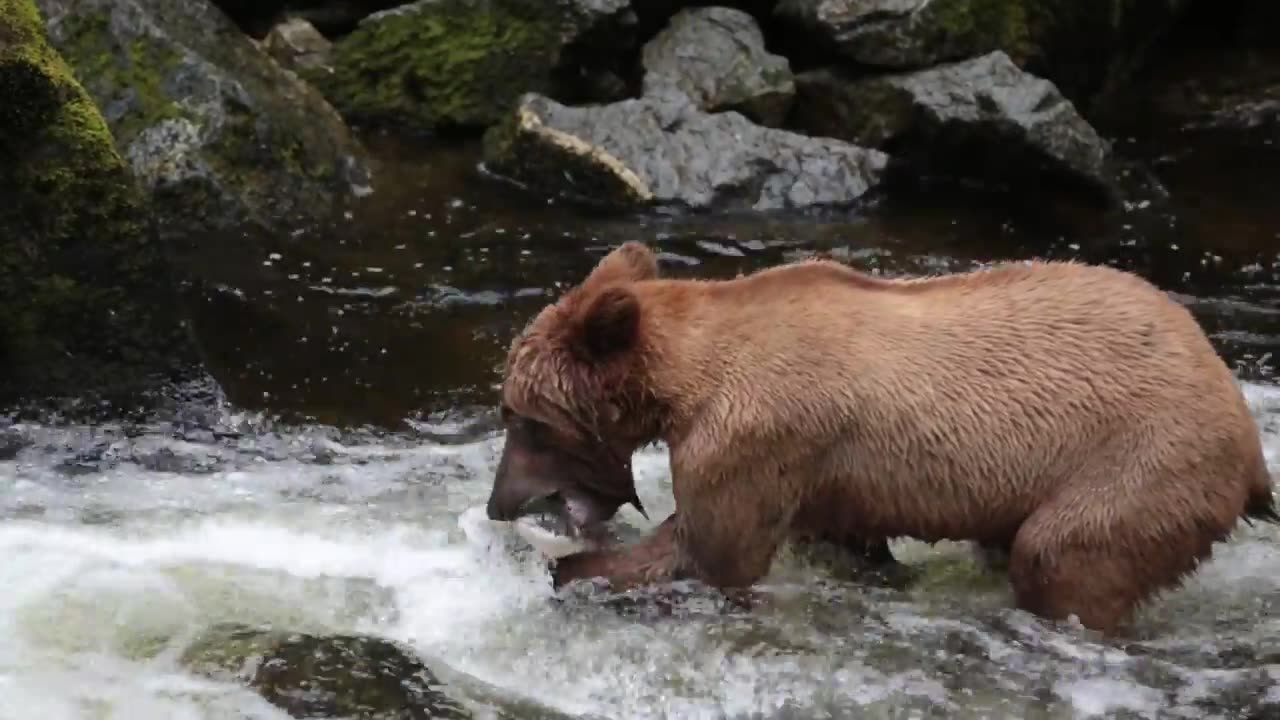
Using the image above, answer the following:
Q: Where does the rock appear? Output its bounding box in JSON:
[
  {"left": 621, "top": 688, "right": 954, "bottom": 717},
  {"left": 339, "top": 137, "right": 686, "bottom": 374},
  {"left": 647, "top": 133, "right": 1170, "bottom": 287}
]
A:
[
  {"left": 0, "top": 0, "right": 199, "bottom": 408},
  {"left": 772, "top": 0, "right": 1194, "bottom": 110},
  {"left": 35, "top": 0, "right": 373, "bottom": 242},
  {"left": 306, "top": 0, "right": 638, "bottom": 135},
  {"left": 774, "top": 0, "right": 1030, "bottom": 69},
  {"left": 792, "top": 52, "right": 1117, "bottom": 204},
  {"left": 0, "top": 427, "right": 29, "bottom": 460},
  {"left": 212, "top": 1, "right": 404, "bottom": 37},
  {"left": 641, "top": 6, "right": 794, "bottom": 127},
  {"left": 483, "top": 90, "right": 889, "bottom": 212},
  {"left": 261, "top": 16, "right": 333, "bottom": 74},
  {"left": 181, "top": 623, "right": 473, "bottom": 719},
  {"left": 1145, "top": 51, "right": 1280, "bottom": 134}
]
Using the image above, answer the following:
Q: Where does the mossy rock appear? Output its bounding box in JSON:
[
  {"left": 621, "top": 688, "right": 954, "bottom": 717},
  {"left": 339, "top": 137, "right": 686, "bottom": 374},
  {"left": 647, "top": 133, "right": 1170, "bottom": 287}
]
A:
[
  {"left": 306, "top": 0, "right": 635, "bottom": 135},
  {"left": 779, "top": 0, "right": 1033, "bottom": 69},
  {"left": 35, "top": 0, "right": 372, "bottom": 241},
  {"left": 774, "top": 0, "right": 1194, "bottom": 111},
  {"left": 182, "top": 622, "right": 474, "bottom": 719},
  {"left": 792, "top": 53, "right": 1120, "bottom": 206},
  {"left": 0, "top": 0, "right": 198, "bottom": 409}
]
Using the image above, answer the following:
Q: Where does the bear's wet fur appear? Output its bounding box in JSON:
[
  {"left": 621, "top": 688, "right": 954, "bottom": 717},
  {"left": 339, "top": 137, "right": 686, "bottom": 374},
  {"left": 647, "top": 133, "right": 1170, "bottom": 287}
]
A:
[{"left": 486, "top": 242, "right": 1278, "bottom": 635}]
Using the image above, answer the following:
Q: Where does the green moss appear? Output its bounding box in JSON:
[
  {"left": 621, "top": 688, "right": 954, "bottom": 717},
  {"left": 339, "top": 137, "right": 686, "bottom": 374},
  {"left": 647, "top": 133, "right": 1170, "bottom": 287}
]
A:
[
  {"left": 182, "top": 624, "right": 473, "bottom": 720},
  {"left": 54, "top": 11, "right": 189, "bottom": 147},
  {"left": 793, "top": 69, "right": 915, "bottom": 149},
  {"left": 920, "top": 0, "right": 1033, "bottom": 65},
  {"left": 0, "top": 0, "right": 41, "bottom": 45},
  {"left": 0, "top": 0, "right": 194, "bottom": 407},
  {"left": 40, "top": 0, "right": 370, "bottom": 239},
  {"left": 307, "top": 0, "right": 563, "bottom": 134}
]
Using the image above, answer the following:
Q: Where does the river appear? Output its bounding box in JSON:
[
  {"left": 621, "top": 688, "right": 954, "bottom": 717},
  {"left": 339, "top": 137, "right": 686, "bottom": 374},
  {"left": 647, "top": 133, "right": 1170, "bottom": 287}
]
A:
[{"left": 2, "top": 82, "right": 1280, "bottom": 718}]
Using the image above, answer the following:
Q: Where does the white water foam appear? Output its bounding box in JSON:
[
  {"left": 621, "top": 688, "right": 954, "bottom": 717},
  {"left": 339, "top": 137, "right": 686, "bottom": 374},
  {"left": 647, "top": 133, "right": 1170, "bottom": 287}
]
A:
[{"left": 0, "top": 385, "right": 1277, "bottom": 719}]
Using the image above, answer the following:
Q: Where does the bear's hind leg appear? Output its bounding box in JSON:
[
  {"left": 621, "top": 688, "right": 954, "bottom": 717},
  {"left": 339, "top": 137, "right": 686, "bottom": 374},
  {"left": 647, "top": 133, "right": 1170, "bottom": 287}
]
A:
[{"left": 1007, "top": 477, "right": 1232, "bottom": 635}]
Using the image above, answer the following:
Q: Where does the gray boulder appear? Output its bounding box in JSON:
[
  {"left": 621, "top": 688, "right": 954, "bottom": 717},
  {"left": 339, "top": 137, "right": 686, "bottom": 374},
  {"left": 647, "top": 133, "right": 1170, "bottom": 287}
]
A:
[
  {"left": 36, "top": 0, "right": 373, "bottom": 241},
  {"left": 641, "top": 6, "right": 795, "bottom": 127},
  {"left": 773, "top": 0, "right": 1030, "bottom": 69},
  {"left": 773, "top": 0, "right": 1195, "bottom": 109},
  {"left": 482, "top": 90, "right": 888, "bottom": 212},
  {"left": 792, "top": 51, "right": 1117, "bottom": 203},
  {"left": 305, "top": 0, "right": 638, "bottom": 135}
]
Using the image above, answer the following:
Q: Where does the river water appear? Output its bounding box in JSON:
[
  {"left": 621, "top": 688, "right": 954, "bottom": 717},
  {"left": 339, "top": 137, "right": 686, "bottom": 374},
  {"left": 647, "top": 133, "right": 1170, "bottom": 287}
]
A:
[{"left": 4, "top": 85, "right": 1280, "bottom": 717}]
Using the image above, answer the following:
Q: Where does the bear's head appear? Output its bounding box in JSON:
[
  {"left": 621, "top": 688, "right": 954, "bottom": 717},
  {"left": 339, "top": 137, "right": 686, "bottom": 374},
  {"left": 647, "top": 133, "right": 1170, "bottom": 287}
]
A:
[{"left": 485, "top": 242, "right": 663, "bottom": 538}]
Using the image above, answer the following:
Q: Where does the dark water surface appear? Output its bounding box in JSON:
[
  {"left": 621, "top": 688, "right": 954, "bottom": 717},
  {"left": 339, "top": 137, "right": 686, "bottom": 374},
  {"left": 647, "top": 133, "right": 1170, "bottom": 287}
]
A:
[{"left": 175, "top": 120, "right": 1280, "bottom": 430}]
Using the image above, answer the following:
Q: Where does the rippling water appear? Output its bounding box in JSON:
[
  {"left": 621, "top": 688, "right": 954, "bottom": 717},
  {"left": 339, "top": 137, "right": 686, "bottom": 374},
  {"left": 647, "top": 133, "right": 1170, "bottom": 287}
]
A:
[
  {"left": 0, "top": 381, "right": 1277, "bottom": 719},
  {"left": 7, "top": 54, "right": 1280, "bottom": 717}
]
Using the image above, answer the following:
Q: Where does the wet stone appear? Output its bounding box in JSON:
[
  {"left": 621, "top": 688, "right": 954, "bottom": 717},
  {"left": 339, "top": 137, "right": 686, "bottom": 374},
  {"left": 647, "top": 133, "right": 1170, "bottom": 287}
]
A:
[
  {"left": 0, "top": 428, "right": 30, "bottom": 460},
  {"left": 129, "top": 446, "right": 224, "bottom": 474},
  {"left": 792, "top": 51, "right": 1119, "bottom": 205},
  {"left": 774, "top": 0, "right": 997, "bottom": 69},
  {"left": 36, "top": 0, "right": 373, "bottom": 241},
  {"left": 773, "top": 0, "right": 1196, "bottom": 108},
  {"left": 482, "top": 90, "right": 889, "bottom": 212},
  {"left": 641, "top": 6, "right": 795, "bottom": 127},
  {"left": 261, "top": 16, "right": 334, "bottom": 74},
  {"left": 307, "top": 0, "right": 638, "bottom": 134},
  {"left": 181, "top": 623, "right": 473, "bottom": 719},
  {"left": 56, "top": 442, "right": 121, "bottom": 476}
]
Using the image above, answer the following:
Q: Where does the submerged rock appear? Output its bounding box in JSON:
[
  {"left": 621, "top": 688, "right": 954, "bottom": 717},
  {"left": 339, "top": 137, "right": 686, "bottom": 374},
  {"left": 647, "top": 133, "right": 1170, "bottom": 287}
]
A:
[
  {"left": 792, "top": 51, "right": 1117, "bottom": 203},
  {"left": 0, "top": 0, "right": 198, "bottom": 407},
  {"left": 181, "top": 623, "right": 473, "bottom": 719},
  {"left": 35, "top": 0, "right": 373, "bottom": 241},
  {"left": 483, "top": 90, "right": 888, "bottom": 212},
  {"left": 0, "top": 427, "right": 30, "bottom": 460},
  {"left": 307, "top": 0, "right": 637, "bottom": 135},
  {"left": 641, "top": 6, "right": 794, "bottom": 127},
  {"left": 773, "top": 0, "right": 1194, "bottom": 108}
]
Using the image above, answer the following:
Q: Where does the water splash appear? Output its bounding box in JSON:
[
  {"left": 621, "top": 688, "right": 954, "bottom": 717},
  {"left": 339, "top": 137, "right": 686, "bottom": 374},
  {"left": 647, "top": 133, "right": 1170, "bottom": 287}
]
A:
[{"left": 0, "top": 387, "right": 1277, "bottom": 719}]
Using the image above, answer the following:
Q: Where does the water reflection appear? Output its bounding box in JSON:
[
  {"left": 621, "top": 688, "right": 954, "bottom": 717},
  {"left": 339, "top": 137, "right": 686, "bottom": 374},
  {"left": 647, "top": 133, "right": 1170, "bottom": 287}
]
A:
[{"left": 170, "top": 126, "right": 1280, "bottom": 430}]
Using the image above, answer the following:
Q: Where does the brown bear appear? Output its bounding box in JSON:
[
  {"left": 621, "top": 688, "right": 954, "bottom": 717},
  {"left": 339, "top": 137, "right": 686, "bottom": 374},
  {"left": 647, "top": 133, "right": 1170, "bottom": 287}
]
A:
[{"left": 484, "top": 241, "right": 1278, "bottom": 635}]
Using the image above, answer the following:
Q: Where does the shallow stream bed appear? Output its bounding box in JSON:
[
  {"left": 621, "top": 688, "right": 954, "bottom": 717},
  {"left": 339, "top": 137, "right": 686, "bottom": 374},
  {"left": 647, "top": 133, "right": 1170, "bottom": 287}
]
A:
[{"left": 4, "top": 94, "right": 1280, "bottom": 718}]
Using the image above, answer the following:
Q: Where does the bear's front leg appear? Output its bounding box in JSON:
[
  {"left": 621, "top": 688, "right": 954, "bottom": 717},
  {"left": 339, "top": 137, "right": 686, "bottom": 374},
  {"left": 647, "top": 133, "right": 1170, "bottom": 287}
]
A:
[{"left": 551, "top": 514, "right": 682, "bottom": 591}]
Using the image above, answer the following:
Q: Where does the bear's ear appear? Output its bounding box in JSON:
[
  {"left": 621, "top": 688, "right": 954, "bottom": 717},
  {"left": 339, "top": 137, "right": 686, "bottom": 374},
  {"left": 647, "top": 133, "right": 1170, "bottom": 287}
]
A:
[
  {"left": 573, "top": 286, "right": 641, "bottom": 361},
  {"left": 582, "top": 242, "right": 659, "bottom": 289}
]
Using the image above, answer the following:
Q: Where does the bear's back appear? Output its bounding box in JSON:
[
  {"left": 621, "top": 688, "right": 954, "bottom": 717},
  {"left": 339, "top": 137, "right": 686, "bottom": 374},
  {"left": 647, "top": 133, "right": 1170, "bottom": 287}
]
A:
[{"left": 659, "top": 259, "right": 1259, "bottom": 533}]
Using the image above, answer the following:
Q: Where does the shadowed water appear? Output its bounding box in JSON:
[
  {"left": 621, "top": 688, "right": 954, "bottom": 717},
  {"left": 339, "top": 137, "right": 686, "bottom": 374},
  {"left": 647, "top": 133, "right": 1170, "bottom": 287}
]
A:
[{"left": 4, "top": 73, "right": 1280, "bottom": 718}]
